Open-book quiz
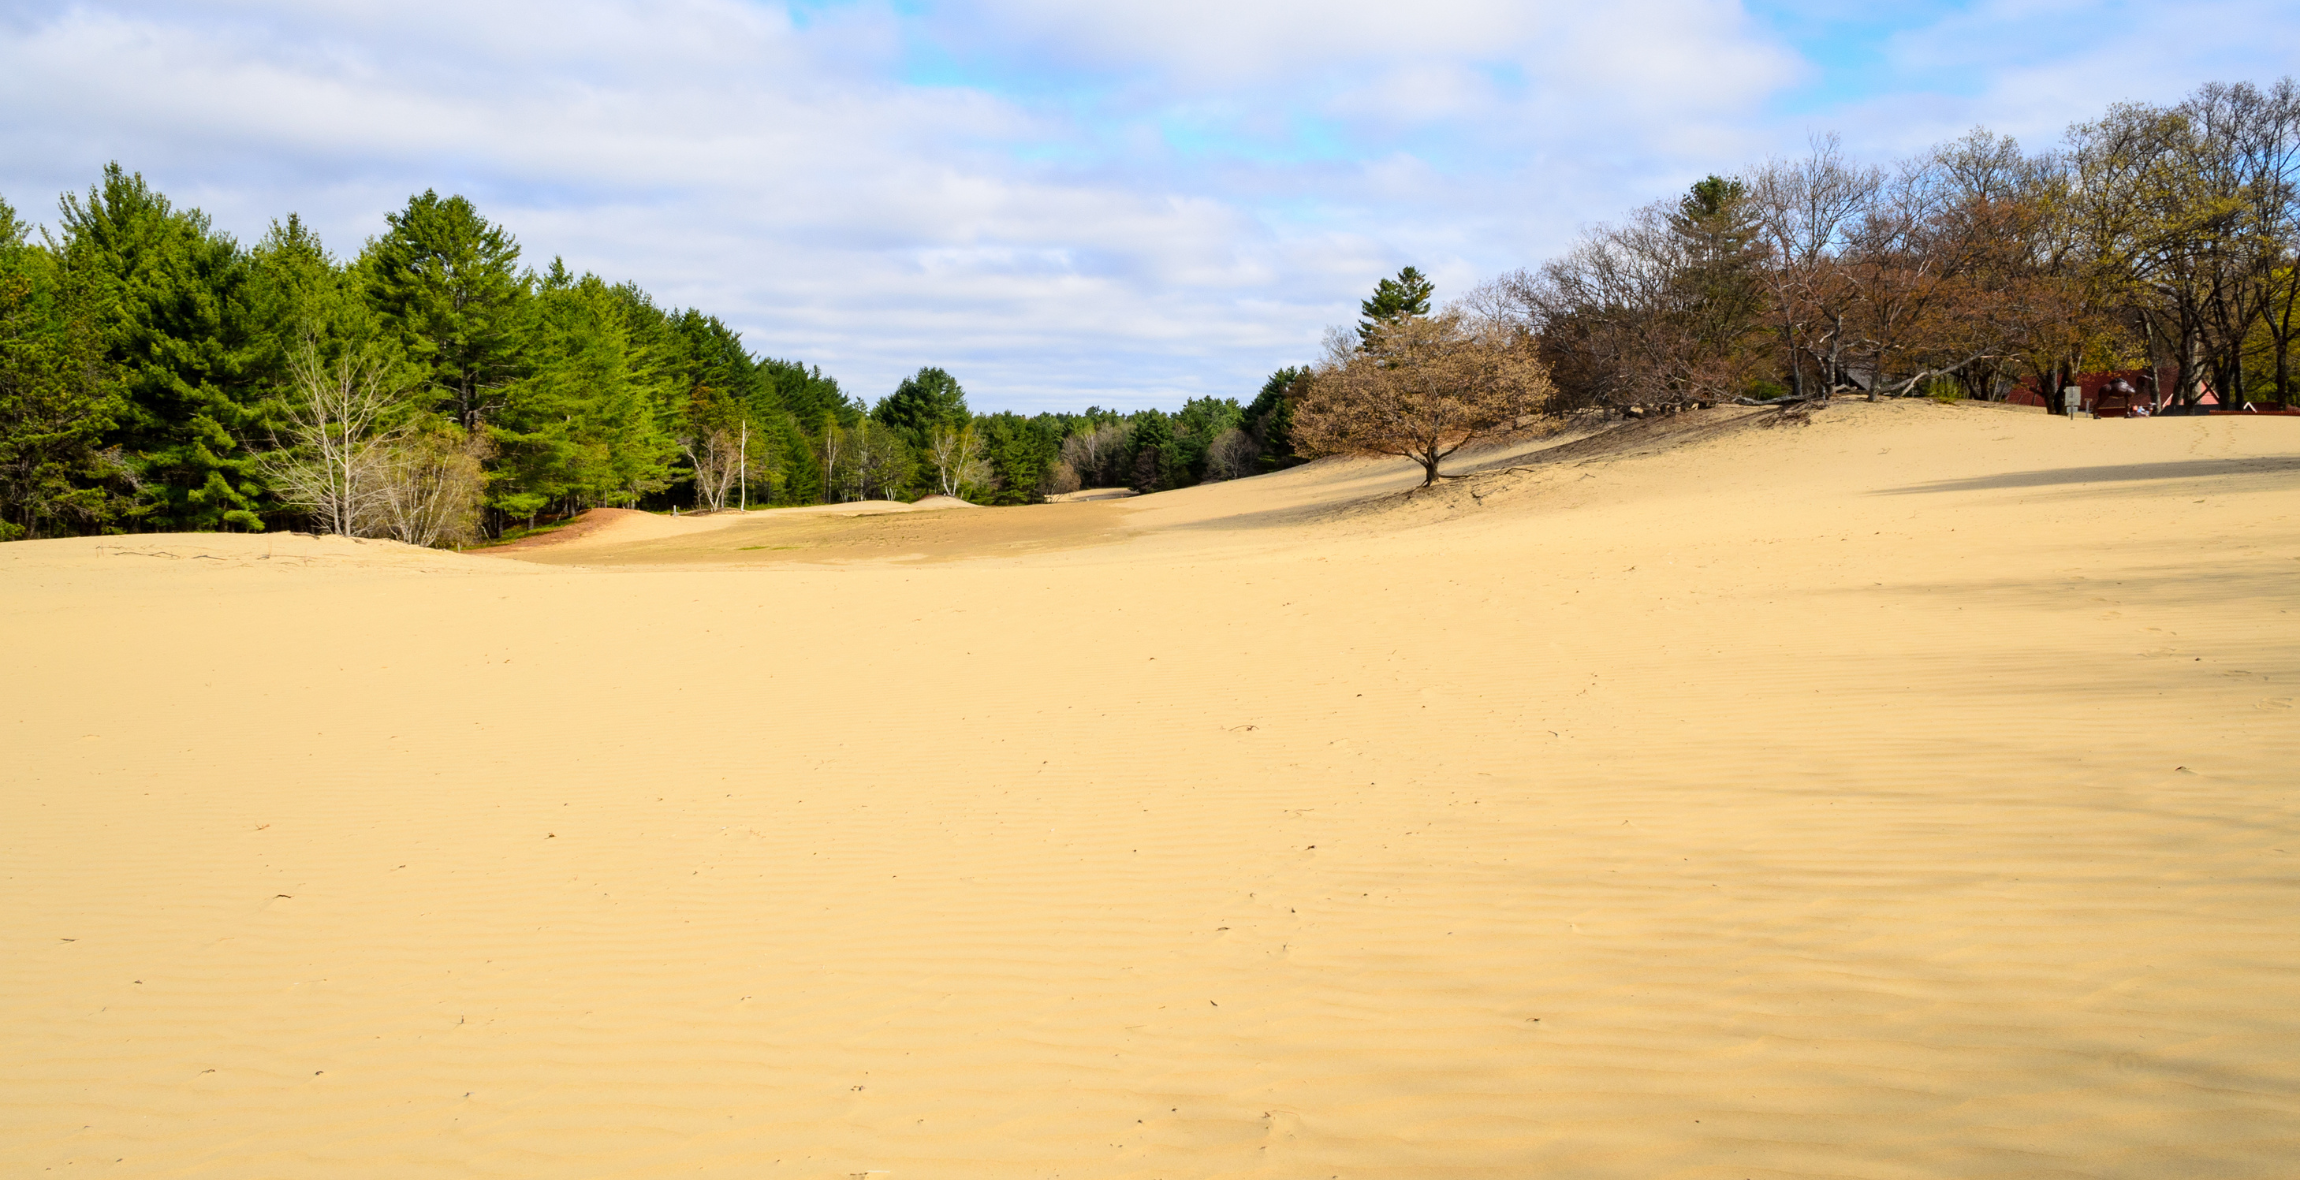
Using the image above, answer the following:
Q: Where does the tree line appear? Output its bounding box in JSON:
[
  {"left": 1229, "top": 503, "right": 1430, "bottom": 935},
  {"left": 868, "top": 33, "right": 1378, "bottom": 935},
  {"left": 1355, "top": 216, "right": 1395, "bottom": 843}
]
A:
[
  {"left": 15, "top": 79, "right": 2286, "bottom": 540},
  {"left": 0, "top": 166, "right": 1308, "bottom": 543},
  {"left": 1278, "top": 77, "right": 2300, "bottom": 492},
  {"left": 1481, "top": 78, "right": 2300, "bottom": 414}
]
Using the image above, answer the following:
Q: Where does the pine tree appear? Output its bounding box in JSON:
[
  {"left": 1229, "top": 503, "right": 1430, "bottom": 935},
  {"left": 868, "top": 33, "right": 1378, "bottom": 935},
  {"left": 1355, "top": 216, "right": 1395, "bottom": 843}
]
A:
[
  {"left": 56, "top": 165, "right": 268, "bottom": 531},
  {"left": 0, "top": 194, "right": 125, "bottom": 539},
  {"left": 362, "top": 191, "right": 530, "bottom": 431},
  {"left": 975, "top": 411, "right": 1061, "bottom": 504},
  {"left": 244, "top": 215, "right": 383, "bottom": 371},
  {"left": 759, "top": 357, "right": 852, "bottom": 431},
  {"left": 872, "top": 366, "right": 968, "bottom": 449},
  {"left": 763, "top": 411, "right": 821, "bottom": 505},
  {"left": 1126, "top": 410, "right": 1178, "bottom": 491},
  {"left": 1357, "top": 266, "right": 1434, "bottom": 345},
  {"left": 1244, "top": 366, "right": 1304, "bottom": 471},
  {"left": 504, "top": 267, "right": 678, "bottom": 518},
  {"left": 1666, "top": 176, "right": 1767, "bottom": 378}
]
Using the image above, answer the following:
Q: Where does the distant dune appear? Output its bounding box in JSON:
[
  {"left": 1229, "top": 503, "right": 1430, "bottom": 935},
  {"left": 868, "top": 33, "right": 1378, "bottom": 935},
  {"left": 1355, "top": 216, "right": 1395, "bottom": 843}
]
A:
[{"left": 4, "top": 400, "right": 2297, "bottom": 1178}]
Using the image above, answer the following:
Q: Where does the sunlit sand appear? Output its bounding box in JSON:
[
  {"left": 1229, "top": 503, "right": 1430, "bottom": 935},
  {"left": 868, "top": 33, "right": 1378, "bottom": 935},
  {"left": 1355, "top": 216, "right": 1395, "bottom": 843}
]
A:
[{"left": 5, "top": 400, "right": 2296, "bottom": 1177}]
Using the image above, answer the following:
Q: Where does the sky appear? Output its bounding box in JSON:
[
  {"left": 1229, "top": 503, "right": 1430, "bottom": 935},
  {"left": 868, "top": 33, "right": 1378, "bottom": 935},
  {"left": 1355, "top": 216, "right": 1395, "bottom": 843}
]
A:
[{"left": 2, "top": 0, "right": 2296, "bottom": 412}]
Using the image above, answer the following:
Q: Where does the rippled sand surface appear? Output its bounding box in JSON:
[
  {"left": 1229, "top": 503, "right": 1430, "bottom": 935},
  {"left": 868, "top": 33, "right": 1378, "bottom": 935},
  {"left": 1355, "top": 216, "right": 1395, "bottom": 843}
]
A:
[{"left": 5, "top": 401, "right": 2296, "bottom": 1178}]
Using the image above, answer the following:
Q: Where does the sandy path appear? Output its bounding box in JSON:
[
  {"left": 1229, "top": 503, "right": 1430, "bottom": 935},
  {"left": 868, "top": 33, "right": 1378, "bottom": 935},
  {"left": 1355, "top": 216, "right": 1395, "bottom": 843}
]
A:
[{"left": 3, "top": 401, "right": 2296, "bottom": 1178}]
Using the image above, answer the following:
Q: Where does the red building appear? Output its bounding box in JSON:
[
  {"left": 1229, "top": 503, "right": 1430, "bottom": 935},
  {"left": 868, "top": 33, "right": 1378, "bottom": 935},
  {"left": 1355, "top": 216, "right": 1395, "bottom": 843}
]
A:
[{"left": 2005, "top": 367, "right": 2210, "bottom": 413}]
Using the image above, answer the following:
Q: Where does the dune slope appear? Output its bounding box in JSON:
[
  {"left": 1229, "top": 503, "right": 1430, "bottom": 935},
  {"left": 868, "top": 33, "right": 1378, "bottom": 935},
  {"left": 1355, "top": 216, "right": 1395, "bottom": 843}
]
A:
[{"left": 3, "top": 400, "right": 2296, "bottom": 1179}]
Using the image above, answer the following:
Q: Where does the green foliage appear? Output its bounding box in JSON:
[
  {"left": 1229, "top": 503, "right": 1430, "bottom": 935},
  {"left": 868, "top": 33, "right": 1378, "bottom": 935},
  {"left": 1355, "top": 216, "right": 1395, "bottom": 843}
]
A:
[
  {"left": 1125, "top": 410, "right": 1181, "bottom": 491},
  {"left": 56, "top": 164, "right": 269, "bottom": 531},
  {"left": 0, "top": 198, "right": 125, "bottom": 539},
  {"left": 362, "top": 190, "right": 530, "bottom": 430},
  {"left": 1174, "top": 395, "right": 1242, "bottom": 440},
  {"left": 245, "top": 215, "right": 372, "bottom": 378},
  {"left": 1667, "top": 176, "right": 1769, "bottom": 388},
  {"left": 873, "top": 366, "right": 969, "bottom": 450},
  {"left": 974, "top": 411, "right": 1060, "bottom": 504},
  {"left": 0, "top": 169, "right": 887, "bottom": 537},
  {"left": 763, "top": 411, "right": 820, "bottom": 507},
  {"left": 502, "top": 267, "right": 678, "bottom": 512},
  {"left": 760, "top": 357, "right": 853, "bottom": 430},
  {"left": 2, "top": 165, "right": 1340, "bottom": 538},
  {"left": 1358, "top": 266, "right": 1433, "bottom": 345},
  {"left": 1243, "top": 366, "right": 1304, "bottom": 471}
]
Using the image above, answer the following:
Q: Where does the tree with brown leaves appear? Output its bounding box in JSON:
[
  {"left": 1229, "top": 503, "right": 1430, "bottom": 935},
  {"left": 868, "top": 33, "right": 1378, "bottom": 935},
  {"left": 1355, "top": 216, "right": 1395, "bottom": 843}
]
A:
[{"left": 1294, "top": 310, "right": 1554, "bottom": 487}]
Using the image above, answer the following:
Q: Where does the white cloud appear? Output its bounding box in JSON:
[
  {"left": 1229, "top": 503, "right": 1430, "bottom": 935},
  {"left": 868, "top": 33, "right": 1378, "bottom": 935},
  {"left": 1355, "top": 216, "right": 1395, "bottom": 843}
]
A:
[
  {"left": 11, "top": 0, "right": 2281, "bottom": 412},
  {"left": 1797, "top": 0, "right": 2300, "bottom": 157}
]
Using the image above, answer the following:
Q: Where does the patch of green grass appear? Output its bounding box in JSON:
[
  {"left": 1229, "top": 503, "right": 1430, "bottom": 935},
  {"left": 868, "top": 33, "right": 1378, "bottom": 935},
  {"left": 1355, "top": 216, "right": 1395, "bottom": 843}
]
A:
[{"left": 1924, "top": 379, "right": 1966, "bottom": 404}]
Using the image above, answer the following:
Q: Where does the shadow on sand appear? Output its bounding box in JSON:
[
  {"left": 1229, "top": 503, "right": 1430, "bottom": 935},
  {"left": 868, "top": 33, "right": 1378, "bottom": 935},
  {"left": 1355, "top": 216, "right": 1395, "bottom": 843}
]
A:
[{"left": 1875, "top": 456, "right": 2300, "bottom": 496}]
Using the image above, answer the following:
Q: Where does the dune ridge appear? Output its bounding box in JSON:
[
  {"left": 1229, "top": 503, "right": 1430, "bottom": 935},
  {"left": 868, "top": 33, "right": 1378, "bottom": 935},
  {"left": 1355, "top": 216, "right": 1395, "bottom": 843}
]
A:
[{"left": 3, "top": 400, "right": 2296, "bottom": 1178}]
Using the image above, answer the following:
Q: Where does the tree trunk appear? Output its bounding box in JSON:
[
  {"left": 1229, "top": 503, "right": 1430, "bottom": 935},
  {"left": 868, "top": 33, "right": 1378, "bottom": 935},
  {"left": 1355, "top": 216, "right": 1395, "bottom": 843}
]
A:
[
  {"left": 2273, "top": 280, "right": 2298, "bottom": 405},
  {"left": 2176, "top": 332, "right": 2199, "bottom": 409}
]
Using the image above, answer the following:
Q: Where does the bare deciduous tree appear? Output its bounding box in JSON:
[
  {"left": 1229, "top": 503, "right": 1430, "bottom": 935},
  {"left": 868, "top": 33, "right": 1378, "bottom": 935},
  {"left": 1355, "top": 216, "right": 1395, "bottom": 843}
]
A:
[
  {"left": 1059, "top": 422, "right": 1127, "bottom": 487},
  {"left": 1480, "top": 79, "right": 2297, "bottom": 421},
  {"left": 263, "top": 343, "right": 405, "bottom": 535},
  {"left": 1294, "top": 309, "right": 1554, "bottom": 486},
  {"left": 1495, "top": 213, "right": 1719, "bottom": 411},
  {"left": 373, "top": 431, "right": 486, "bottom": 548},
  {"left": 816, "top": 417, "right": 848, "bottom": 502},
  {"left": 926, "top": 422, "right": 988, "bottom": 497},
  {"left": 1749, "top": 135, "right": 1884, "bottom": 399},
  {"left": 842, "top": 418, "right": 910, "bottom": 500},
  {"left": 1483, "top": 175, "right": 1768, "bottom": 413},
  {"left": 1204, "top": 427, "right": 1259, "bottom": 481},
  {"left": 681, "top": 426, "right": 744, "bottom": 511}
]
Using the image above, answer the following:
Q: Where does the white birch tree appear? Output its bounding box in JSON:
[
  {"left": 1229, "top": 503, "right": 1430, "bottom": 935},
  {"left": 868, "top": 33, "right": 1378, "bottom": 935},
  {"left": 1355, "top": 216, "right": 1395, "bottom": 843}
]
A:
[
  {"left": 264, "top": 342, "right": 405, "bottom": 535},
  {"left": 927, "top": 421, "right": 987, "bottom": 497}
]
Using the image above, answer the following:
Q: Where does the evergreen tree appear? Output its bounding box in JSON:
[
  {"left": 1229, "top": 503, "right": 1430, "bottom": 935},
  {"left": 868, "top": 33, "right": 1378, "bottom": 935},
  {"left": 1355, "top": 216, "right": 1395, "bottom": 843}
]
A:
[
  {"left": 243, "top": 215, "right": 411, "bottom": 413},
  {"left": 2, "top": 166, "right": 883, "bottom": 539},
  {"left": 502, "top": 265, "right": 677, "bottom": 518},
  {"left": 1126, "top": 410, "right": 1179, "bottom": 491},
  {"left": 975, "top": 411, "right": 1060, "bottom": 504},
  {"left": 1243, "top": 366, "right": 1304, "bottom": 471},
  {"left": 762, "top": 411, "right": 821, "bottom": 505},
  {"left": 56, "top": 164, "right": 268, "bottom": 530},
  {"left": 671, "top": 311, "right": 761, "bottom": 411},
  {"left": 759, "top": 357, "right": 852, "bottom": 431},
  {"left": 872, "top": 366, "right": 968, "bottom": 449},
  {"left": 1174, "top": 395, "right": 1242, "bottom": 441},
  {"left": 245, "top": 215, "right": 356, "bottom": 357},
  {"left": 1666, "top": 176, "right": 1767, "bottom": 377},
  {"left": 1357, "top": 266, "right": 1434, "bottom": 345},
  {"left": 362, "top": 191, "right": 530, "bottom": 431},
  {"left": 0, "top": 194, "right": 126, "bottom": 539}
]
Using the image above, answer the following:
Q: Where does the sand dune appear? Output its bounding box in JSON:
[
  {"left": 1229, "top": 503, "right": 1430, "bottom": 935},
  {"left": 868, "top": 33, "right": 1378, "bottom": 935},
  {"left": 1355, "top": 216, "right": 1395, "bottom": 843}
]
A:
[{"left": 4, "top": 400, "right": 2297, "bottom": 1178}]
